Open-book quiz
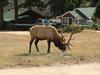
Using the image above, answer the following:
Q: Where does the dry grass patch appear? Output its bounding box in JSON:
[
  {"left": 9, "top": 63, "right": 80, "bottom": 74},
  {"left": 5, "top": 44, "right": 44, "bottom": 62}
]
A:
[{"left": 0, "top": 30, "right": 100, "bottom": 68}]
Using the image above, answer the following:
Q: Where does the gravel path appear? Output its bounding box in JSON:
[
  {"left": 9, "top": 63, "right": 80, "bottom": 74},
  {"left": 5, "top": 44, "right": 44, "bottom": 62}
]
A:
[{"left": 0, "top": 63, "right": 100, "bottom": 75}]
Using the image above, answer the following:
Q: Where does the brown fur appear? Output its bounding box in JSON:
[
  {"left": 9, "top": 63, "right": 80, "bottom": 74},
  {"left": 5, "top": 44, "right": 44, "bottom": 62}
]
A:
[
  {"left": 30, "top": 25, "right": 62, "bottom": 41},
  {"left": 29, "top": 25, "right": 66, "bottom": 53}
]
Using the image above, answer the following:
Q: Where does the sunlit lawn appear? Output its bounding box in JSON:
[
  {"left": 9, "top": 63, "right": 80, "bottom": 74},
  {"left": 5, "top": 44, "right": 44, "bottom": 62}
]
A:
[{"left": 0, "top": 29, "right": 100, "bottom": 68}]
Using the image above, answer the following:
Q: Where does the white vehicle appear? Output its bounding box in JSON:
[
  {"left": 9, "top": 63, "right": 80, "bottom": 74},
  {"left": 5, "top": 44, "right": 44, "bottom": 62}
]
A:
[
  {"left": 49, "top": 19, "right": 61, "bottom": 26},
  {"left": 36, "top": 19, "right": 49, "bottom": 25},
  {"left": 36, "top": 18, "right": 61, "bottom": 26}
]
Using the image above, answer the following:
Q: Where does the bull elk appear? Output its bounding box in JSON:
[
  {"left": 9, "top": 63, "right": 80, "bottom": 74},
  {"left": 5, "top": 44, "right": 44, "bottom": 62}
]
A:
[{"left": 29, "top": 25, "right": 74, "bottom": 54}]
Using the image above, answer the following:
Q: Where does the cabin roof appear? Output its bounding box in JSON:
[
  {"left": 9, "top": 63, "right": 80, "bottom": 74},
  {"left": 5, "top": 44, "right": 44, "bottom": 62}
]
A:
[
  {"left": 57, "top": 11, "right": 83, "bottom": 19},
  {"left": 4, "top": 8, "right": 43, "bottom": 22},
  {"left": 74, "top": 7, "right": 96, "bottom": 20},
  {"left": 57, "top": 7, "right": 96, "bottom": 20}
]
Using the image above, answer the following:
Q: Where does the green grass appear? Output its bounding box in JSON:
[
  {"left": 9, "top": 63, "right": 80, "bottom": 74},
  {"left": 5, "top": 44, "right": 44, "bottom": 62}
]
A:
[{"left": 0, "top": 30, "right": 100, "bottom": 69}]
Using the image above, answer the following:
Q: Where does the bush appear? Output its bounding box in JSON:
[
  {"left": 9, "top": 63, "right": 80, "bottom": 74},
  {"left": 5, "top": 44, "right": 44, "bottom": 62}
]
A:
[
  {"left": 60, "top": 24, "right": 100, "bottom": 33},
  {"left": 92, "top": 24, "right": 100, "bottom": 30},
  {"left": 63, "top": 24, "right": 84, "bottom": 33}
]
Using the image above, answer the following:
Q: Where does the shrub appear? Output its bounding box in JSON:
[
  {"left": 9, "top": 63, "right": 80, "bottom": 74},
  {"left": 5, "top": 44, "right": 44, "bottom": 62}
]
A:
[
  {"left": 60, "top": 24, "right": 100, "bottom": 33},
  {"left": 92, "top": 24, "right": 100, "bottom": 30},
  {"left": 63, "top": 24, "right": 84, "bottom": 33}
]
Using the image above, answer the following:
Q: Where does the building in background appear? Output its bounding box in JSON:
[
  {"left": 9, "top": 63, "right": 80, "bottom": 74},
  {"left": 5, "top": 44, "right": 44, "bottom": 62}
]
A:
[
  {"left": 57, "top": 7, "right": 95, "bottom": 25},
  {"left": 4, "top": 8, "right": 44, "bottom": 24}
]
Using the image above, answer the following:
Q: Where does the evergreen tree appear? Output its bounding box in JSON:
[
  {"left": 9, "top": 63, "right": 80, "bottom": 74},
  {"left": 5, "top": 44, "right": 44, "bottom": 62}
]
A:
[
  {"left": 48, "top": 0, "right": 88, "bottom": 17},
  {"left": 48, "top": 0, "right": 67, "bottom": 16},
  {"left": 0, "top": 0, "right": 8, "bottom": 29},
  {"left": 72, "top": 0, "right": 83, "bottom": 7},
  {"left": 14, "top": 0, "right": 18, "bottom": 23},
  {"left": 24, "top": 0, "right": 46, "bottom": 10},
  {"left": 65, "top": 0, "right": 75, "bottom": 11},
  {"left": 94, "top": 1, "right": 100, "bottom": 18},
  {"left": 90, "top": 0, "right": 99, "bottom": 7}
]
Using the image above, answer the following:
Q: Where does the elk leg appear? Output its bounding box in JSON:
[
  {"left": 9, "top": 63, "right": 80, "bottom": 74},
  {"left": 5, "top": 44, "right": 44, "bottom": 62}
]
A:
[
  {"left": 47, "top": 41, "right": 51, "bottom": 54},
  {"left": 34, "top": 39, "right": 39, "bottom": 52},
  {"left": 29, "top": 39, "right": 34, "bottom": 53}
]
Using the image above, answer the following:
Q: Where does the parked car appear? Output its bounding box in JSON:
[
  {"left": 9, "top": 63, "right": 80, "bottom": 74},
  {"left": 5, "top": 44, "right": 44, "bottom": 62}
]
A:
[
  {"left": 36, "top": 18, "right": 61, "bottom": 26},
  {"left": 36, "top": 19, "right": 50, "bottom": 25},
  {"left": 49, "top": 19, "right": 61, "bottom": 26}
]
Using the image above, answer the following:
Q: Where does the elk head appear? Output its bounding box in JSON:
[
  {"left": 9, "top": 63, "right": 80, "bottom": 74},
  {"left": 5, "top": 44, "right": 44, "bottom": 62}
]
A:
[{"left": 61, "top": 32, "right": 74, "bottom": 52}]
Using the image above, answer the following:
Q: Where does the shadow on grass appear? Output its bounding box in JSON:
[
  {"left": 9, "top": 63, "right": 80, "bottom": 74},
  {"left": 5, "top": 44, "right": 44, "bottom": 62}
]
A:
[
  {"left": 15, "top": 53, "right": 47, "bottom": 56},
  {"left": 15, "top": 53, "right": 30, "bottom": 56}
]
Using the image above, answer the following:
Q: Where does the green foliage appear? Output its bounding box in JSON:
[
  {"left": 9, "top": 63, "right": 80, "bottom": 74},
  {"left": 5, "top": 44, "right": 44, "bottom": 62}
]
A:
[
  {"left": 48, "top": 0, "right": 85, "bottom": 16},
  {"left": 48, "top": 0, "right": 95, "bottom": 17},
  {"left": 0, "top": 0, "right": 8, "bottom": 21},
  {"left": 24, "top": 0, "right": 46, "bottom": 10},
  {"left": 0, "top": 0, "right": 8, "bottom": 6},
  {"left": 94, "top": 1, "right": 100, "bottom": 18},
  {"left": 90, "top": 0, "right": 99, "bottom": 6},
  {"left": 65, "top": 2, "right": 75, "bottom": 11},
  {"left": 92, "top": 24, "right": 100, "bottom": 30},
  {"left": 48, "top": 0, "right": 67, "bottom": 16},
  {"left": 22, "top": 0, "right": 100, "bottom": 17},
  {"left": 81, "top": 25, "right": 94, "bottom": 29},
  {"left": 63, "top": 24, "right": 84, "bottom": 33},
  {"left": 69, "top": 0, "right": 83, "bottom": 8},
  {"left": 62, "top": 24, "right": 100, "bottom": 33}
]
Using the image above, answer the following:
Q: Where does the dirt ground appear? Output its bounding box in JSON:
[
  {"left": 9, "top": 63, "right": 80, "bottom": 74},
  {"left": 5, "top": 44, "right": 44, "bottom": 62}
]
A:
[
  {"left": 0, "top": 30, "right": 100, "bottom": 75},
  {"left": 0, "top": 63, "right": 100, "bottom": 75}
]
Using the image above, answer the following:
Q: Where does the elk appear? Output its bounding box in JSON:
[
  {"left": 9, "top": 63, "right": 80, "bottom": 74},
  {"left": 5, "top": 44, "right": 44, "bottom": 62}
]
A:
[{"left": 29, "top": 25, "right": 74, "bottom": 54}]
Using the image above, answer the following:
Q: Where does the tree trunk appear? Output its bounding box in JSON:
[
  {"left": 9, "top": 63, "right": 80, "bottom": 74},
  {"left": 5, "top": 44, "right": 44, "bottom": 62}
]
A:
[
  {"left": 14, "top": 0, "right": 18, "bottom": 23},
  {"left": 0, "top": 6, "right": 4, "bottom": 29}
]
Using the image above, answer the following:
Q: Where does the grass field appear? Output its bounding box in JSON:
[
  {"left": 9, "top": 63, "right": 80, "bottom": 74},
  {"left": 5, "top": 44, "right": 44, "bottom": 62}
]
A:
[{"left": 0, "top": 29, "right": 100, "bottom": 68}]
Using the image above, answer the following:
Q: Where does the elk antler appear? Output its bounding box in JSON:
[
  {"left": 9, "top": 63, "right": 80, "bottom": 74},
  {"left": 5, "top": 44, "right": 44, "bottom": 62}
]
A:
[
  {"left": 61, "top": 30, "right": 64, "bottom": 41},
  {"left": 66, "top": 32, "right": 74, "bottom": 49},
  {"left": 60, "top": 26, "right": 64, "bottom": 41}
]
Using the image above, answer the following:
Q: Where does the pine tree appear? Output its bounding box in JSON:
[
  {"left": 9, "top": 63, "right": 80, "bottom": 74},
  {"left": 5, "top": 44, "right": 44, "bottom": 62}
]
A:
[
  {"left": 0, "top": 0, "right": 8, "bottom": 29},
  {"left": 94, "top": 1, "right": 100, "bottom": 18},
  {"left": 49, "top": 0, "right": 67, "bottom": 16},
  {"left": 91, "top": 0, "right": 99, "bottom": 7},
  {"left": 14, "top": 0, "right": 18, "bottom": 23},
  {"left": 24, "top": 0, "right": 46, "bottom": 10}
]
